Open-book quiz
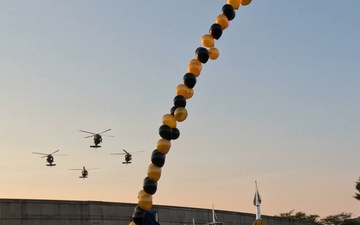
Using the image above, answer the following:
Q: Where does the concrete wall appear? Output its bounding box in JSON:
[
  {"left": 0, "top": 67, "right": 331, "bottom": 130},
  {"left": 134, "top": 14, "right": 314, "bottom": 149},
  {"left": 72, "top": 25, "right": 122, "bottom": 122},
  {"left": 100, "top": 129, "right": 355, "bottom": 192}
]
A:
[{"left": 0, "top": 199, "right": 315, "bottom": 225}]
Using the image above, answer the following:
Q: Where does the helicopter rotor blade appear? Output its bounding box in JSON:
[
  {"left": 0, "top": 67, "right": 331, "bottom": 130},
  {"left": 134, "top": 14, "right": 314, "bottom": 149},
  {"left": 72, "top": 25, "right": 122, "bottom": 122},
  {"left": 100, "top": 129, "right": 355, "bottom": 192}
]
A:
[
  {"left": 79, "top": 130, "right": 96, "bottom": 135},
  {"left": 32, "top": 152, "right": 48, "bottom": 156},
  {"left": 99, "top": 129, "right": 111, "bottom": 134},
  {"left": 122, "top": 149, "right": 145, "bottom": 154},
  {"left": 84, "top": 135, "right": 95, "bottom": 138},
  {"left": 129, "top": 151, "right": 145, "bottom": 154},
  {"left": 102, "top": 135, "right": 115, "bottom": 138},
  {"left": 87, "top": 168, "right": 100, "bottom": 170},
  {"left": 49, "top": 150, "right": 60, "bottom": 155}
]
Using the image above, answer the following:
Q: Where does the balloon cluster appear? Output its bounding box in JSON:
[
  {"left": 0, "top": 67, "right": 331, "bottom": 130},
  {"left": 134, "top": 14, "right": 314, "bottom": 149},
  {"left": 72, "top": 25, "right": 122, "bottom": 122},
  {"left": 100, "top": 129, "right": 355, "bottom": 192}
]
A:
[{"left": 131, "top": 1, "right": 252, "bottom": 224}]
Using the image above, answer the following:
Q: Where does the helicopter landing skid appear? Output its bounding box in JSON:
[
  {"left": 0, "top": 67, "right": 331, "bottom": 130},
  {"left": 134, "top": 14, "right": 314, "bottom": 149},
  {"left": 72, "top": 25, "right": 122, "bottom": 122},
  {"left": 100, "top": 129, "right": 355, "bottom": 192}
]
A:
[
  {"left": 122, "top": 162, "right": 132, "bottom": 164},
  {"left": 46, "top": 164, "right": 56, "bottom": 166},
  {"left": 90, "top": 145, "right": 101, "bottom": 148}
]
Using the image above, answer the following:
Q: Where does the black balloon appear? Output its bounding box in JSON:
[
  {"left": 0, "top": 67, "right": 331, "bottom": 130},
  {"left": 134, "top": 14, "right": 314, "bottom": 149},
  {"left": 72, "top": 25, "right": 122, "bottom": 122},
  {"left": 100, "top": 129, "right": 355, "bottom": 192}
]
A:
[
  {"left": 132, "top": 210, "right": 144, "bottom": 225},
  {"left": 143, "top": 177, "right": 157, "bottom": 195},
  {"left": 171, "top": 128, "right": 180, "bottom": 140},
  {"left": 151, "top": 150, "right": 166, "bottom": 167},
  {"left": 209, "top": 23, "right": 223, "bottom": 40},
  {"left": 173, "top": 95, "right": 186, "bottom": 108},
  {"left": 159, "top": 124, "right": 172, "bottom": 140},
  {"left": 222, "top": 4, "right": 235, "bottom": 21},
  {"left": 134, "top": 205, "right": 145, "bottom": 212},
  {"left": 195, "top": 47, "right": 209, "bottom": 64},
  {"left": 183, "top": 73, "right": 197, "bottom": 88}
]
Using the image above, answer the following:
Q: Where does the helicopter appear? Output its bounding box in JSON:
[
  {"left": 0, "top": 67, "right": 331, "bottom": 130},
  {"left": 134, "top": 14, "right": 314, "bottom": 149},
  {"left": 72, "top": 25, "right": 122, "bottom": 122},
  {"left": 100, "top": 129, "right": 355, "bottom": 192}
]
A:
[
  {"left": 111, "top": 149, "right": 144, "bottom": 164},
  {"left": 69, "top": 166, "right": 100, "bottom": 179},
  {"left": 79, "top": 129, "right": 114, "bottom": 148},
  {"left": 32, "top": 150, "right": 66, "bottom": 167}
]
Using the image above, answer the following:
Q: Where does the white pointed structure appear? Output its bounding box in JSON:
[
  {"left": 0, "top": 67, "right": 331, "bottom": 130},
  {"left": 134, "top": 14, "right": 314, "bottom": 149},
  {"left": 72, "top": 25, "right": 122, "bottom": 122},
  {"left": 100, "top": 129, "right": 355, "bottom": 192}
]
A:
[
  {"left": 205, "top": 204, "right": 226, "bottom": 225},
  {"left": 253, "top": 181, "right": 262, "bottom": 220},
  {"left": 212, "top": 204, "right": 216, "bottom": 223}
]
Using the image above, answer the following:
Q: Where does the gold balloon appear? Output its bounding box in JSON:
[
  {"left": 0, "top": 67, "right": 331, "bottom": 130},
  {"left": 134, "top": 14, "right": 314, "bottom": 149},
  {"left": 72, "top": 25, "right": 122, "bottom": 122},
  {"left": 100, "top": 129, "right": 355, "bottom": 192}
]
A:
[
  {"left": 216, "top": 14, "right": 229, "bottom": 30},
  {"left": 188, "top": 88, "right": 194, "bottom": 99},
  {"left": 188, "top": 59, "right": 202, "bottom": 77},
  {"left": 176, "top": 84, "right": 193, "bottom": 99},
  {"left": 227, "top": 0, "right": 240, "bottom": 9},
  {"left": 201, "top": 34, "right": 215, "bottom": 48},
  {"left": 209, "top": 47, "right": 219, "bottom": 60},
  {"left": 138, "top": 194, "right": 152, "bottom": 210},
  {"left": 174, "top": 107, "right": 188, "bottom": 122},
  {"left": 157, "top": 138, "right": 171, "bottom": 154},
  {"left": 138, "top": 190, "right": 151, "bottom": 199},
  {"left": 189, "top": 59, "right": 202, "bottom": 70},
  {"left": 147, "top": 163, "right": 162, "bottom": 182},
  {"left": 162, "top": 114, "right": 176, "bottom": 128},
  {"left": 188, "top": 64, "right": 201, "bottom": 77},
  {"left": 240, "top": 0, "right": 252, "bottom": 5}
]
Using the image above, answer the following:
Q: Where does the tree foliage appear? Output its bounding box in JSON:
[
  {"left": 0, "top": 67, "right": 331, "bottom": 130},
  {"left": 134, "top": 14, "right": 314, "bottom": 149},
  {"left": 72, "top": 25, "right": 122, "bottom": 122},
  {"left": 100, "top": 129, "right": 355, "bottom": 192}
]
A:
[
  {"left": 342, "top": 219, "right": 360, "bottom": 225},
  {"left": 354, "top": 177, "right": 360, "bottom": 201},
  {"left": 276, "top": 211, "right": 360, "bottom": 225},
  {"left": 320, "top": 213, "right": 353, "bottom": 225},
  {"left": 276, "top": 210, "right": 320, "bottom": 223}
]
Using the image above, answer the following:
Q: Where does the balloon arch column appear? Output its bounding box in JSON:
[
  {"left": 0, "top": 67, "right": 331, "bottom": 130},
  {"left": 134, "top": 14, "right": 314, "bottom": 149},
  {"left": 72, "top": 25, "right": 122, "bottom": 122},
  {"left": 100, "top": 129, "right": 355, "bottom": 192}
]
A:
[{"left": 131, "top": 0, "right": 253, "bottom": 224}]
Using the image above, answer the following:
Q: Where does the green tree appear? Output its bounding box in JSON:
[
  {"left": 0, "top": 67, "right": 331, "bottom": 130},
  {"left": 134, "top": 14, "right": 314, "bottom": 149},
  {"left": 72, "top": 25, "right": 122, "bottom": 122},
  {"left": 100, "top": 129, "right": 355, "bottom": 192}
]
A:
[
  {"left": 276, "top": 211, "right": 359, "bottom": 225},
  {"left": 276, "top": 210, "right": 320, "bottom": 223},
  {"left": 342, "top": 219, "right": 360, "bottom": 225},
  {"left": 354, "top": 177, "right": 360, "bottom": 201},
  {"left": 320, "top": 213, "right": 353, "bottom": 225}
]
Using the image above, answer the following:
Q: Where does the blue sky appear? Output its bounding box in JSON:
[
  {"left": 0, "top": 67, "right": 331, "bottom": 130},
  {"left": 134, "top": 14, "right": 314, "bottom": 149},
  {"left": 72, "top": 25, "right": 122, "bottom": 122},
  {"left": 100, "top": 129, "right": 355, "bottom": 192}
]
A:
[{"left": 0, "top": 0, "right": 359, "bottom": 218}]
